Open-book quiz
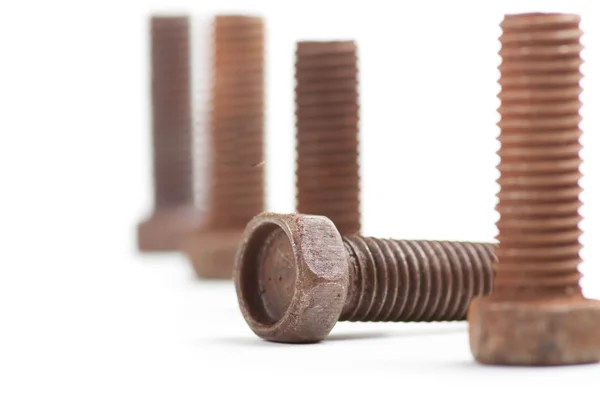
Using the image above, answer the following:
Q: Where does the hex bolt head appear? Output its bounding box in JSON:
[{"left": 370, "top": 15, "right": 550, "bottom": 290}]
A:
[
  {"left": 469, "top": 297, "right": 600, "bottom": 365},
  {"left": 182, "top": 230, "right": 245, "bottom": 279},
  {"left": 235, "top": 212, "right": 496, "bottom": 343},
  {"left": 234, "top": 213, "right": 349, "bottom": 343}
]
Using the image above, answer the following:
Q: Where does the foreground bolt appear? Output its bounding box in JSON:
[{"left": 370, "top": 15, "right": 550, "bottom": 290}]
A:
[
  {"left": 234, "top": 212, "right": 495, "bottom": 343},
  {"left": 183, "top": 15, "right": 265, "bottom": 279},
  {"left": 137, "top": 15, "right": 201, "bottom": 252},
  {"left": 295, "top": 41, "right": 361, "bottom": 235},
  {"left": 468, "top": 13, "right": 600, "bottom": 366}
]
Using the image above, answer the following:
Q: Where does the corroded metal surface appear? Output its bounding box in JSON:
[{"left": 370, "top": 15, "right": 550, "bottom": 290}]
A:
[
  {"left": 468, "top": 12, "right": 600, "bottom": 366},
  {"left": 235, "top": 212, "right": 495, "bottom": 343}
]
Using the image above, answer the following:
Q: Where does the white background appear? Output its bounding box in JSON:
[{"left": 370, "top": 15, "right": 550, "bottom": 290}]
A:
[{"left": 1, "top": 0, "right": 599, "bottom": 398}]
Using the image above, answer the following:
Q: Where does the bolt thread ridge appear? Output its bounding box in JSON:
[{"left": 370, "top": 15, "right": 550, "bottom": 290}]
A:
[
  {"left": 295, "top": 41, "right": 361, "bottom": 236},
  {"left": 340, "top": 236, "right": 496, "bottom": 322},
  {"left": 494, "top": 13, "right": 584, "bottom": 298},
  {"left": 208, "top": 16, "right": 265, "bottom": 230},
  {"left": 151, "top": 16, "right": 194, "bottom": 208}
]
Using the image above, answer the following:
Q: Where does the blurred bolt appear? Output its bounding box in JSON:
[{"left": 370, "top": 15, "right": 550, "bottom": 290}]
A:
[
  {"left": 183, "top": 15, "right": 265, "bottom": 279},
  {"left": 295, "top": 41, "right": 361, "bottom": 235},
  {"left": 137, "top": 15, "right": 201, "bottom": 252}
]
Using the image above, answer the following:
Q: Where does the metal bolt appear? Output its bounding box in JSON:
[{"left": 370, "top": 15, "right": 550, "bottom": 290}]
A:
[
  {"left": 295, "top": 41, "right": 361, "bottom": 235},
  {"left": 183, "top": 15, "right": 265, "bottom": 279},
  {"left": 468, "top": 12, "right": 600, "bottom": 366},
  {"left": 137, "top": 15, "right": 201, "bottom": 252},
  {"left": 234, "top": 212, "right": 495, "bottom": 343}
]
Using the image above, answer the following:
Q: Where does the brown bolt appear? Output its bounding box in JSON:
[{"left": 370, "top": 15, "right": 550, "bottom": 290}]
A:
[
  {"left": 234, "top": 212, "right": 496, "bottom": 343},
  {"left": 137, "top": 15, "right": 201, "bottom": 252},
  {"left": 182, "top": 15, "right": 265, "bottom": 279},
  {"left": 468, "top": 12, "right": 600, "bottom": 366},
  {"left": 295, "top": 41, "right": 361, "bottom": 236}
]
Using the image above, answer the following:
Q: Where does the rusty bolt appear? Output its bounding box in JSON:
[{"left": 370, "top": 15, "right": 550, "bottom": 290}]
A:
[
  {"left": 137, "top": 15, "right": 202, "bottom": 252},
  {"left": 182, "top": 15, "right": 265, "bottom": 279},
  {"left": 468, "top": 12, "right": 600, "bottom": 366},
  {"left": 234, "top": 212, "right": 495, "bottom": 343},
  {"left": 295, "top": 41, "right": 361, "bottom": 236}
]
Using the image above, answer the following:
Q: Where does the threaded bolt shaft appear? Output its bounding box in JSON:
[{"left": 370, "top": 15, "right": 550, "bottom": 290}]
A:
[
  {"left": 295, "top": 41, "right": 361, "bottom": 236},
  {"left": 341, "top": 237, "right": 495, "bottom": 322},
  {"left": 206, "top": 15, "right": 265, "bottom": 230},
  {"left": 493, "top": 13, "right": 584, "bottom": 299},
  {"left": 150, "top": 16, "right": 194, "bottom": 209}
]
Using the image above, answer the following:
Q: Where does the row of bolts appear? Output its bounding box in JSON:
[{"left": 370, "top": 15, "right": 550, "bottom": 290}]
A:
[{"left": 137, "top": 12, "right": 600, "bottom": 366}]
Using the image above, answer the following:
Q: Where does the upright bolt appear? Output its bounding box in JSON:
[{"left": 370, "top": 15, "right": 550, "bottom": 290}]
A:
[
  {"left": 295, "top": 41, "right": 361, "bottom": 235},
  {"left": 183, "top": 15, "right": 265, "bottom": 279},
  {"left": 137, "top": 15, "right": 201, "bottom": 252},
  {"left": 234, "top": 212, "right": 495, "bottom": 343},
  {"left": 468, "top": 13, "right": 600, "bottom": 366}
]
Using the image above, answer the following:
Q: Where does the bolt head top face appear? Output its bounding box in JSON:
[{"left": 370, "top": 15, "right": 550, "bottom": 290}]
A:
[
  {"left": 234, "top": 212, "right": 349, "bottom": 343},
  {"left": 469, "top": 296, "right": 600, "bottom": 366}
]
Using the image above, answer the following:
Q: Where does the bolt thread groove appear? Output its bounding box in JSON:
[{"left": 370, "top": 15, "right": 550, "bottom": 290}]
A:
[
  {"left": 494, "top": 13, "right": 584, "bottom": 298},
  {"left": 207, "top": 16, "right": 265, "bottom": 230},
  {"left": 150, "top": 16, "right": 194, "bottom": 208},
  {"left": 295, "top": 41, "right": 361, "bottom": 236},
  {"left": 340, "top": 237, "right": 496, "bottom": 322}
]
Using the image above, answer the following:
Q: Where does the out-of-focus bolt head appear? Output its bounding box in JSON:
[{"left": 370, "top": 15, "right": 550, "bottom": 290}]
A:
[
  {"left": 234, "top": 212, "right": 349, "bottom": 343},
  {"left": 182, "top": 230, "right": 244, "bottom": 279},
  {"left": 469, "top": 296, "right": 600, "bottom": 365},
  {"left": 137, "top": 207, "right": 202, "bottom": 252}
]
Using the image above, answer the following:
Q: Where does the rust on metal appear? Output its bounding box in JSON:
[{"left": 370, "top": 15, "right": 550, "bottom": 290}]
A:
[
  {"left": 234, "top": 212, "right": 495, "bottom": 343},
  {"left": 295, "top": 41, "right": 361, "bottom": 236},
  {"left": 468, "top": 12, "right": 600, "bottom": 366},
  {"left": 183, "top": 15, "right": 265, "bottom": 279},
  {"left": 137, "top": 15, "right": 201, "bottom": 252}
]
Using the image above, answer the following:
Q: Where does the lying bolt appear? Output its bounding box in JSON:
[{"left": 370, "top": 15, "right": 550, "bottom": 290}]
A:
[{"left": 234, "top": 212, "right": 495, "bottom": 343}]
